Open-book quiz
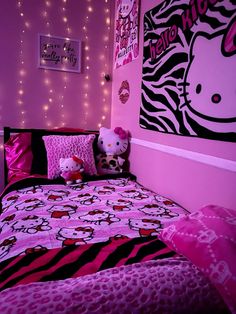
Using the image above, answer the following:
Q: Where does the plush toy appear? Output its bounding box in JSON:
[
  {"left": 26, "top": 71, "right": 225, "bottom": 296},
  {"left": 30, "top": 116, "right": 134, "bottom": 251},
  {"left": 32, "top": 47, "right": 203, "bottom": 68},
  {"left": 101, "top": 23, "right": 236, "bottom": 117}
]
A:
[
  {"left": 96, "top": 127, "right": 129, "bottom": 175},
  {"left": 60, "top": 156, "right": 84, "bottom": 185}
]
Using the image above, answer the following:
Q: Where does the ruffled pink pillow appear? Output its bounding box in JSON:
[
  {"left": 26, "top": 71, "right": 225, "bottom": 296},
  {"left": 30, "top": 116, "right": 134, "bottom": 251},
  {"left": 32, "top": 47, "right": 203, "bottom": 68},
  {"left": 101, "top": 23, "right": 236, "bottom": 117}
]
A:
[
  {"left": 43, "top": 134, "right": 97, "bottom": 179},
  {"left": 4, "top": 133, "right": 33, "bottom": 183},
  {"left": 159, "top": 205, "right": 236, "bottom": 314}
]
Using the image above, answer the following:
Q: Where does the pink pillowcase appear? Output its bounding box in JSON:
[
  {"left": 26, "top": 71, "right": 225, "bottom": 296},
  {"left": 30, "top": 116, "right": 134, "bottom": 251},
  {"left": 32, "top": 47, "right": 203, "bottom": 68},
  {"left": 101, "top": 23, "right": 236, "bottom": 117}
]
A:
[
  {"left": 4, "top": 133, "right": 33, "bottom": 183},
  {"left": 159, "top": 205, "right": 236, "bottom": 314},
  {"left": 43, "top": 134, "right": 97, "bottom": 179}
]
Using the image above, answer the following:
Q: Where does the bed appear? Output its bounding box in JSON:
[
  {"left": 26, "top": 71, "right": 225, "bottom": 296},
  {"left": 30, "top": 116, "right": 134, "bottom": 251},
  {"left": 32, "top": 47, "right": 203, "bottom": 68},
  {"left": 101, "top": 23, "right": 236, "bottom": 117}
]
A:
[{"left": 0, "top": 127, "right": 235, "bottom": 314}]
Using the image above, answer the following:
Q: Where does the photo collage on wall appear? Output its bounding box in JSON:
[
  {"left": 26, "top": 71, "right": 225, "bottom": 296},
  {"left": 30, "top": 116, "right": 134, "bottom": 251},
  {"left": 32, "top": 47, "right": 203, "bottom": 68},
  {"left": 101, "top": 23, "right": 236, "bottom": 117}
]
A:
[{"left": 140, "top": 0, "right": 236, "bottom": 142}]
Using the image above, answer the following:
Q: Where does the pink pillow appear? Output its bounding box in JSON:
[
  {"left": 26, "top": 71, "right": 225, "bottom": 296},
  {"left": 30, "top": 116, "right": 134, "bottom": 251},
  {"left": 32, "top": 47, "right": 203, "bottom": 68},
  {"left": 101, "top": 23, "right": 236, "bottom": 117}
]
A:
[
  {"left": 4, "top": 133, "right": 33, "bottom": 183},
  {"left": 159, "top": 205, "right": 236, "bottom": 314},
  {"left": 43, "top": 134, "right": 97, "bottom": 179}
]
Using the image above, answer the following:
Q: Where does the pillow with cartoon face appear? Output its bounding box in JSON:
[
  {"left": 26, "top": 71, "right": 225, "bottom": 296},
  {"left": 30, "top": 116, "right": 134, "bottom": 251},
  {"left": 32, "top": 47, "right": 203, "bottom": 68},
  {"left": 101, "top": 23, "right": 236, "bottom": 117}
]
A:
[{"left": 43, "top": 134, "right": 97, "bottom": 179}]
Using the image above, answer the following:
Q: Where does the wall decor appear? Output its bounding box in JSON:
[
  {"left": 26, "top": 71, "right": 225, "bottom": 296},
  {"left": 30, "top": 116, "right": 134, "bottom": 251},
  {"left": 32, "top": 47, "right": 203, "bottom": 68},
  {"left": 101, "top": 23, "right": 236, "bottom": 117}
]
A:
[
  {"left": 114, "top": 0, "right": 140, "bottom": 68},
  {"left": 140, "top": 0, "right": 236, "bottom": 142},
  {"left": 38, "top": 34, "right": 81, "bottom": 73},
  {"left": 118, "top": 80, "right": 130, "bottom": 104}
]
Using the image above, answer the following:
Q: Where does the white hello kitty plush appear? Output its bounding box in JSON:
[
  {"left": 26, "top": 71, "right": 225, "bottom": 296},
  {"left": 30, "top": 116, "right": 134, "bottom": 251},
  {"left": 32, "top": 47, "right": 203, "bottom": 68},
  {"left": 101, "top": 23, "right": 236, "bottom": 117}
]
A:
[
  {"left": 96, "top": 127, "right": 129, "bottom": 175},
  {"left": 60, "top": 155, "right": 84, "bottom": 185}
]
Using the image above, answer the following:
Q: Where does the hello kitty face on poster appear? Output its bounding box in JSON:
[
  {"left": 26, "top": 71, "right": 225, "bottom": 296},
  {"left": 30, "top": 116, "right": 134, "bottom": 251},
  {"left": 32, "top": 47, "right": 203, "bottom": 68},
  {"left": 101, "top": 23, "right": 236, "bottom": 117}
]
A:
[
  {"left": 120, "top": 189, "right": 149, "bottom": 200},
  {"left": 2, "top": 195, "right": 19, "bottom": 212},
  {"left": 94, "top": 186, "right": 115, "bottom": 195},
  {"left": 107, "top": 179, "right": 128, "bottom": 187},
  {"left": 119, "top": 0, "right": 134, "bottom": 18},
  {"left": 19, "top": 185, "right": 43, "bottom": 194},
  {"left": 15, "top": 198, "right": 45, "bottom": 211},
  {"left": 209, "top": 261, "right": 231, "bottom": 284},
  {"left": 12, "top": 216, "right": 51, "bottom": 234},
  {"left": 48, "top": 204, "right": 77, "bottom": 219},
  {"left": 70, "top": 193, "right": 100, "bottom": 205},
  {"left": 97, "top": 127, "right": 129, "bottom": 156},
  {"left": 139, "top": 204, "right": 179, "bottom": 219},
  {"left": 57, "top": 226, "right": 94, "bottom": 247},
  {"left": 129, "top": 218, "right": 162, "bottom": 237},
  {"left": 79, "top": 210, "right": 120, "bottom": 225},
  {"left": 0, "top": 236, "right": 17, "bottom": 260},
  {"left": 181, "top": 28, "right": 236, "bottom": 132},
  {"left": 46, "top": 190, "right": 70, "bottom": 202},
  {"left": 107, "top": 199, "right": 132, "bottom": 211}
]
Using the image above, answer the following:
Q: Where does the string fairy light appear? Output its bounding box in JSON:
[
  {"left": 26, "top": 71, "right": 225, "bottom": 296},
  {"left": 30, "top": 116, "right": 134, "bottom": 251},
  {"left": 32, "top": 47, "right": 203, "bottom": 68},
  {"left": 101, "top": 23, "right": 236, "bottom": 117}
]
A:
[
  {"left": 81, "top": 0, "right": 95, "bottom": 128},
  {"left": 96, "top": 0, "right": 112, "bottom": 129},
  {"left": 41, "top": 0, "right": 54, "bottom": 128},
  {"left": 16, "top": 0, "right": 28, "bottom": 127}
]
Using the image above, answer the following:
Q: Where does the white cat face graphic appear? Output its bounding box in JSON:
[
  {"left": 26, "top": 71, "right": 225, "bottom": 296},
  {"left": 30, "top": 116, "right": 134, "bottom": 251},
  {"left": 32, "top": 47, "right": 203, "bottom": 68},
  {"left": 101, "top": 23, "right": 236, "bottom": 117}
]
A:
[
  {"left": 19, "top": 186, "right": 43, "bottom": 194},
  {"left": 58, "top": 227, "right": 93, "bottom": 240},
  {"left": 182, "top": 32, "right": 236, "bottom": 122},
  {"left": 139, "top": 204, "right": 178, "bottom": 218},
  {"left": 107, "top": 199, "right": 132, "bottom": 211},
  {"left": 71, "top": 194, "right": 100, "bottom": 205},
  {"left": 79, "top": 210, "right": 110, "bottom": 222},
  {"left": 94, "top": 186, "right": 115, "bottom": 195},
  {"left": 12, "top": 216, "right": 51, "bottom": 234},
  {"left": 119, "top": 0, "right": 134, "bottom": 18},
  {"left": 129, "top": 218, "right": 161, "bottom": 230},
  {"left": 107, "top": 179, "right": 127, "bottom": 187},
  {"left": 15, "top": 199, "right": 44, "bottom": 211},
  {"left": 121, "top": 190, "right": 148, "bottom": 200},
  {"left": 2, "top": 195, "right": 19, "bottom": 211}
]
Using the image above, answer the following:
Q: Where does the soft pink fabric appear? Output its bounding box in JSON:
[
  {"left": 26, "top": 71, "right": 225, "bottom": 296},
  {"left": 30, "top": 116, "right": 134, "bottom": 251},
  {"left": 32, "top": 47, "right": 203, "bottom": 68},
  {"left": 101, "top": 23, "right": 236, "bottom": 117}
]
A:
[
  {"left": 4, "top": 133, "right": 33, "bottom": 183},
  {"left": 0, "top": 178, "right": 187, "bottom": 262},
  {"left": 0, "top": 258, "right": 227, "bottom": 314},
  {"left": 43, "top": 134, "right": 97, "bottom": 179},
  {"left": 159, "top": 205, "right": 236, "bottom": 314}
]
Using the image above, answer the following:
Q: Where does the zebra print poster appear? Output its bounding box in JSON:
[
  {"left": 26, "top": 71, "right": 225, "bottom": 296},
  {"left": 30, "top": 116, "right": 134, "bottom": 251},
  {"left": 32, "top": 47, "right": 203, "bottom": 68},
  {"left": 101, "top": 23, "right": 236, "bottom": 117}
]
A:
[{"left": 140, "top": 0, "right": 236, "bottom": 142}]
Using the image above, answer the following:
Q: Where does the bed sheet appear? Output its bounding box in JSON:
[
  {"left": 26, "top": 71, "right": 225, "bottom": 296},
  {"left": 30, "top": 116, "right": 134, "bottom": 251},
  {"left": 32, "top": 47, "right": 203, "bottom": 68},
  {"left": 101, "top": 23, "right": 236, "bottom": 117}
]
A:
[
  {"left": 0, "top": 176, "right": 187, "bottom": 262},
  {"left": 0, "top": 176, "right": 229, "bottom": 313}
]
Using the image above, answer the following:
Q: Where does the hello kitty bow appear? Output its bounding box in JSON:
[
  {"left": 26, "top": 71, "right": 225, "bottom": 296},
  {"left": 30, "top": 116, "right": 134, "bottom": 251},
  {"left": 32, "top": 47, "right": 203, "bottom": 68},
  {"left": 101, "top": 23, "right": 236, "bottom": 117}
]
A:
[{"left": 114, "top": 127, "right": 128, "bottom": 139}]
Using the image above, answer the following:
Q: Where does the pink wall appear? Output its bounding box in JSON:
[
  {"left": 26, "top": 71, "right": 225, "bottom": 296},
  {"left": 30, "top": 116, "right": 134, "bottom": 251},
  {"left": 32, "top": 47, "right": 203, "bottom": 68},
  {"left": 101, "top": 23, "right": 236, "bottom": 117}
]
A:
[
  {"left": 0, "top": 0, "right": 115, "bottom": 191},
  {"left": 111, "top": 0, "right": 236, "bottom": 211}
]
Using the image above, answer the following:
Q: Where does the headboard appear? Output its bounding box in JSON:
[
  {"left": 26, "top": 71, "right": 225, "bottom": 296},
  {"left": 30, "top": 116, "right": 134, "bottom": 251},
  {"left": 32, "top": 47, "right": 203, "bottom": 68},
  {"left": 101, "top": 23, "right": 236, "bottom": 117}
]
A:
[{"left": 3, "top": 127, "right": 99, "bottom": 187}]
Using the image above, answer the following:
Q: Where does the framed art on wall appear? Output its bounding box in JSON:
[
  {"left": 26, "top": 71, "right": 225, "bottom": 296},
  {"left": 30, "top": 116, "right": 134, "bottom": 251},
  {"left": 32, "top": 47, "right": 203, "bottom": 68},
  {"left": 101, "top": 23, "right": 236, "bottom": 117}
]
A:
[{"left": 38, "top": 34, "right": 81, "bottom": 73}]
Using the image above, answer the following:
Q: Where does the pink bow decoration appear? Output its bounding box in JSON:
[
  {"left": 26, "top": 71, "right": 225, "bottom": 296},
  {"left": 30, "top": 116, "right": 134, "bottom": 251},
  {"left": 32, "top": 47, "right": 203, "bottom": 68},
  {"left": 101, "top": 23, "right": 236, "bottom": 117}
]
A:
[{"left": 114, "top": 127, "right": 128, "bottom": 140}]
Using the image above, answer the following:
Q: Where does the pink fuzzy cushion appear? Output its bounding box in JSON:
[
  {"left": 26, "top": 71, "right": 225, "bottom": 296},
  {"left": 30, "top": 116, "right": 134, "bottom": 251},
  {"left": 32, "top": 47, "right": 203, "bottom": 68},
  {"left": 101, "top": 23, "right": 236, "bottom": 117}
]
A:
[
  {"left": 43, "top": 134, "right": 97, "bottom": 179},
  {"left": 159, "top": 205, "right": 236, "bottom": 314}
]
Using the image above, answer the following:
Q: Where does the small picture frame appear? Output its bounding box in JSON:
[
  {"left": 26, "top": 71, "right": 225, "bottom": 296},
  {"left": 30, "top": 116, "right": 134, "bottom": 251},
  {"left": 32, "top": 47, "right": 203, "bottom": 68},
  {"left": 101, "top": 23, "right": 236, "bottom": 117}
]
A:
[{"left": 38, "top": 34, "right": 81, "bottom": 73}]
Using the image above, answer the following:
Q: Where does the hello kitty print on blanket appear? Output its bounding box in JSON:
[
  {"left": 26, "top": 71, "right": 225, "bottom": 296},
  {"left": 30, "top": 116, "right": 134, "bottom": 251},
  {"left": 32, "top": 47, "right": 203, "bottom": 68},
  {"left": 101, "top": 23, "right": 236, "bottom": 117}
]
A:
[{"left": 0, "top": 178, "right": 188, "bottom": 262}]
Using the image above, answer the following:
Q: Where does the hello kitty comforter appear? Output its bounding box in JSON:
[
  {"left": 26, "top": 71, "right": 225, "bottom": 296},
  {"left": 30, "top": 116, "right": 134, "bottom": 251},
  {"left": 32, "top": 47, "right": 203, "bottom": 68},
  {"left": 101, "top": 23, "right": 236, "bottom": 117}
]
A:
[
  {"left": 0, "top": 177, "right": 187, "bottom": 260},
  {"left": 0, "top": 176, "right": 230, "bottom": 313}
]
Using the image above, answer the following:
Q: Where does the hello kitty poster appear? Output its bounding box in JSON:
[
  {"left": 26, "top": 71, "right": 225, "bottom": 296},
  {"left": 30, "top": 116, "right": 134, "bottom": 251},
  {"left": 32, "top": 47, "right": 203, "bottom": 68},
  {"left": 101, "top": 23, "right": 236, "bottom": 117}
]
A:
[
  {"left": 140, "top": 0, "right": 236, "bottom": 142},
  {"left": 114, "top": 0, "right": 140, "bottom": 68}
]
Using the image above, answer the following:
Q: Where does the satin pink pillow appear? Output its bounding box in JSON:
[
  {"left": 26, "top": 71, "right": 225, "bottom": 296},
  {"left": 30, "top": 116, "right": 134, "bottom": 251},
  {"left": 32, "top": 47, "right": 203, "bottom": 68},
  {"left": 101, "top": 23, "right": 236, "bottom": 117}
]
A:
[
  {"left": 159, "top": 205, "right": 236, "bottom": 314},
  {"left": 4, "top": 133, "right": 33, "bottom": 183},
  {"left": 43, "top": 134, "right": 97, "bottom": 179}
]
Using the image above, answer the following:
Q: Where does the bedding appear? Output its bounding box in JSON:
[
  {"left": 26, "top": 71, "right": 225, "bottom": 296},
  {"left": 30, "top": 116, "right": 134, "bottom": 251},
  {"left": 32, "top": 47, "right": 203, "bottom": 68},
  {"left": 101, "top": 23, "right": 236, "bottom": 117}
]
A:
[{"left": 1, "top": 127, "right": 232, "bottom": 314}]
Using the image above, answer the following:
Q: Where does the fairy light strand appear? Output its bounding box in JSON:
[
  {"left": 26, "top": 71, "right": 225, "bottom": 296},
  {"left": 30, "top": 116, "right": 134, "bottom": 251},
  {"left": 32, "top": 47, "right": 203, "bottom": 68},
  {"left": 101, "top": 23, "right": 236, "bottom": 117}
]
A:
[{"left": 17, "top": 0, "right": 27, "bottom": 127}]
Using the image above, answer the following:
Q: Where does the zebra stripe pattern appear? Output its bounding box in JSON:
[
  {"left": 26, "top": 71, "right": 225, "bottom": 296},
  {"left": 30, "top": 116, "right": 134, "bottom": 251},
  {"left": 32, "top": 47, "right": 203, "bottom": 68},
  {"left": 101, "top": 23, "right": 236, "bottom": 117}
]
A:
[{"left": 0, "top": 236, "right": 175, "bottom": 292}]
